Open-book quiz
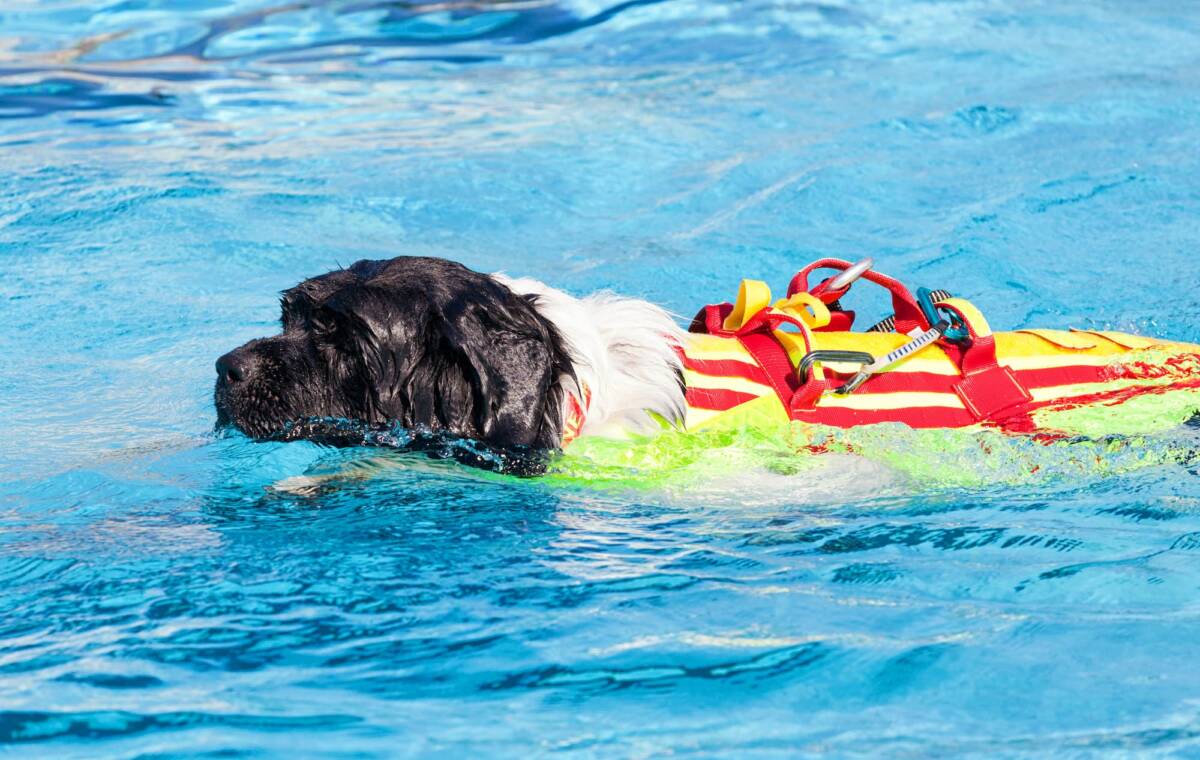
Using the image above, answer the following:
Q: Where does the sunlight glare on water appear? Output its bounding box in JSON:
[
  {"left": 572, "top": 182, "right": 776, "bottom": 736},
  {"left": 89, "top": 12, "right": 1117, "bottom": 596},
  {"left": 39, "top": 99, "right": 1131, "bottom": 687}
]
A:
[{"left": 5, "top": 0, "right": 1200, "bottom": 756}]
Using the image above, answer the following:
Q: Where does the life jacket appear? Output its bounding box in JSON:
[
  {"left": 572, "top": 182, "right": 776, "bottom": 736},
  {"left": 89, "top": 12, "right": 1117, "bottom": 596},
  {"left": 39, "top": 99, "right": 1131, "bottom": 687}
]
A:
[{"left": 678, "top": 258, "right": 1200, "bottom": 437}]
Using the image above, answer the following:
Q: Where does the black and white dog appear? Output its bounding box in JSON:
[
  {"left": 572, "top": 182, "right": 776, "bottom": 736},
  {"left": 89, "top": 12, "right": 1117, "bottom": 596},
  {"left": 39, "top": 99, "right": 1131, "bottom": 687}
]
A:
[{"left": 215, "top": 257, "right": 685, "bottom": 469}]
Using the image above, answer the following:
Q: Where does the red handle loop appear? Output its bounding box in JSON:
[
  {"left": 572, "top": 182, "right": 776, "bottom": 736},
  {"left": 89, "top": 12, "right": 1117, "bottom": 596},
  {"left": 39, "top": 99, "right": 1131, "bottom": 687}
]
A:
[{"left": 786, "top": 258, "right": 929, "bottom": 333}]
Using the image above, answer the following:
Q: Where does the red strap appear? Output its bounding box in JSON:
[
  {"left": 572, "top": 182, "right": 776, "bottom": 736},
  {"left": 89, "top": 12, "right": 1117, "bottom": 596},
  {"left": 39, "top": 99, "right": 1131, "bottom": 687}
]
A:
[
  {"left": 697, "top": 306, "right": 828, "bottom": 415},
  {"left": 702, "top": 303, "right": 732, "bottom": 334},
  {"left": 950, "top": 342, "right": 1032, "bottom": 422},
  {"left": 739, "top": 330, "right": 799, "bottom": 409},
  {"left": 936, "top": 303, "right": 1032, "bottom": 421},
  {"left": 825, "top": 311, "right": 855, "bottom": 331},
  {"left": 787, "top": 258, "right": 928, "bottom": 335}
]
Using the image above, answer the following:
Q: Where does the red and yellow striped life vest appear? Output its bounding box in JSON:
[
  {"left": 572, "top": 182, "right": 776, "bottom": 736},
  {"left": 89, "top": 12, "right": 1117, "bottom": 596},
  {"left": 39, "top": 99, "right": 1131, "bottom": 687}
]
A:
[{"left": 678, "top": 260, "right": 1200, "bottom": 436}]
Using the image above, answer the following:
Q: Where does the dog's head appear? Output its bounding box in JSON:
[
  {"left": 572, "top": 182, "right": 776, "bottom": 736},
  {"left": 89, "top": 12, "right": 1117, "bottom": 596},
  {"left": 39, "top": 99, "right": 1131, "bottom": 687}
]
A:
[{"left": 214, "top": 257, "right": 574, "bottom": 451}]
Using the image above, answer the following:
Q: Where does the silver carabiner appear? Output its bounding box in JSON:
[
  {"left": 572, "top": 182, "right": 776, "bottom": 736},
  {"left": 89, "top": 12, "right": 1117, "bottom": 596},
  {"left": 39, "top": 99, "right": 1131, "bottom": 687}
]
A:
[{"left": 826, "top": 257, "right": 874, "bottom": 292}]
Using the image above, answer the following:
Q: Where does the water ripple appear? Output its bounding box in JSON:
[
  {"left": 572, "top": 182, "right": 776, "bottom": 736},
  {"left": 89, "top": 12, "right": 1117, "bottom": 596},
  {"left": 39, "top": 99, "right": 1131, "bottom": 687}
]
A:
[
  {"left": 0, "top": 77, "right": 172, "bottom": 120},
  {"left": 483, "top": 640, "right": 832, "bottom": 692},
  {"left": 0, "top": 709, "right": 359, "bottom": 744}
]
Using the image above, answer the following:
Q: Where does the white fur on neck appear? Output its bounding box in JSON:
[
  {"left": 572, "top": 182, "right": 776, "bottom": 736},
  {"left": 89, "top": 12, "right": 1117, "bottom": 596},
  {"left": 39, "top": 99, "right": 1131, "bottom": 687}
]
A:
[{"left": 494, "top": 274, "right": 686, "bottom": 438}]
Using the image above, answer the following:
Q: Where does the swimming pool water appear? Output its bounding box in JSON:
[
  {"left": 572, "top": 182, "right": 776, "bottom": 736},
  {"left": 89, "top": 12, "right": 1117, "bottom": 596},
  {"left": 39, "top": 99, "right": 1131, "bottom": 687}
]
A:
[{"left": 5, "top": 0, "right": 1200, "bottom": 755}]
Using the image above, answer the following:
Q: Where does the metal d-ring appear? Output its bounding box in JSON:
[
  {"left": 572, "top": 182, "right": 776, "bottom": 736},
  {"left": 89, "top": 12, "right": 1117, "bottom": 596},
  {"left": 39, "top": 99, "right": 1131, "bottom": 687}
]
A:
[{"left": 916, "top": 287, "right": 969, "bottom": 344}]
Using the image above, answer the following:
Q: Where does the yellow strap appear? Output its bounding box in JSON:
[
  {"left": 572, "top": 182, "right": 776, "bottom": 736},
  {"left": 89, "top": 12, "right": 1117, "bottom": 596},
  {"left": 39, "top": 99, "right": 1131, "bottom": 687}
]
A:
[
  {"left": 1070, "top": 329, "right": 1159, "bottom": 350},
  {"left": 774, "top": 292, "right": 832, "bottom": 329},
  {"left": 720, "top": 279, "right": 834, "bottom": 333},
  {"left": 1014, "top": 329, "right": 1098, "bottom": 350},
  {"left": 723, "top": 279, "right": 773, "bottom": 331},
  {"left": 938, "top": 296, "right": 992, "bottom": 338}
]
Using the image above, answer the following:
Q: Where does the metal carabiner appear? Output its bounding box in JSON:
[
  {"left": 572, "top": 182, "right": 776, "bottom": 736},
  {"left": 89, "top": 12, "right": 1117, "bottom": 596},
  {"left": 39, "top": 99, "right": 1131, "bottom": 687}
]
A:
[
  {"left": 810, "top": 257, "right": 874, "bottom": 302},
  {"left": 827, "top": 257, "right": 874, "bottom": 291},
  {"left": 916, "top": 287, "right": 969, "bottom": 343}
]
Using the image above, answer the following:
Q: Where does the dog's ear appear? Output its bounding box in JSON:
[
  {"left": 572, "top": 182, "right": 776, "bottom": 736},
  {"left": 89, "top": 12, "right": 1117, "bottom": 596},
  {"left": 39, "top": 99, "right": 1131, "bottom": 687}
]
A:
[
  {"left": 308, "top": 274, "right": 571, "bottom": 449},
  {"left": 436, "top": 291, "right": 569, "bottom": 449}
]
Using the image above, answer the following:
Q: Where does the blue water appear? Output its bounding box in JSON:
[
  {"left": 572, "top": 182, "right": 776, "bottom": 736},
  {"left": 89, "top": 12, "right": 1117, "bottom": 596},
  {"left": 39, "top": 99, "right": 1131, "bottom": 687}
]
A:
[{"left": 5, "top": 1, "right": 1200, "bottom": 756}]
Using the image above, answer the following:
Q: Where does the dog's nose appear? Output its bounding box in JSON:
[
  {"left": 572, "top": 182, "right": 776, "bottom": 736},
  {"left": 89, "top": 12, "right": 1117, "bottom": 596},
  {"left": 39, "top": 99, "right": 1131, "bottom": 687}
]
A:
[{"left": 216, "top": 350, "right": 256, "bottom": 385}]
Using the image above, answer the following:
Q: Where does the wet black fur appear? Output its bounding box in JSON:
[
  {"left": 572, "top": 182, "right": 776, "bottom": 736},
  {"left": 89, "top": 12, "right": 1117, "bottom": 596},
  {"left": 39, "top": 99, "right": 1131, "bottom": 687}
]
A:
[{"left": 215, "top": 257, "right": 574, "bottom": 465}]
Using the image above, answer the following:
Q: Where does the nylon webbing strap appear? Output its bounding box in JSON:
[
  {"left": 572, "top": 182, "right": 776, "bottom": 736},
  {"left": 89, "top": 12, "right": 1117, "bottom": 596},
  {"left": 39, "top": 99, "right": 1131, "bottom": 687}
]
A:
[
  {"left": 936, "top": 298, "right": 1033, "bottom": 421},
  {"left": 738, "top": 330, "right": 800, "bottom": 412}
]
